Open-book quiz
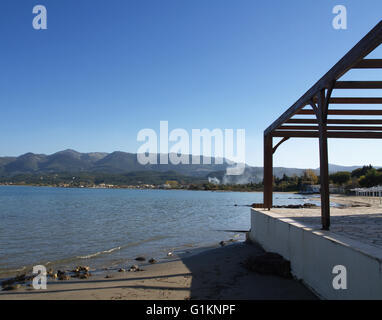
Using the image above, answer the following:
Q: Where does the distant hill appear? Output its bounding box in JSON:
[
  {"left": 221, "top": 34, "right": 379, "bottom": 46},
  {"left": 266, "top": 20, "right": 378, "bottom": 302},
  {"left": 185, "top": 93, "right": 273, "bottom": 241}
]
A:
[
  {"left": 0, "top": 150, "right": 229, "bottom": 177},
  {"left": 0, "top": 156, "right": 17, "bottom": 167},
  {"left": 326, "top": 164, "right": 376, "bottom": 174},
  {"left": 0, "top": 149, "right": 376, "bottom": 184}
]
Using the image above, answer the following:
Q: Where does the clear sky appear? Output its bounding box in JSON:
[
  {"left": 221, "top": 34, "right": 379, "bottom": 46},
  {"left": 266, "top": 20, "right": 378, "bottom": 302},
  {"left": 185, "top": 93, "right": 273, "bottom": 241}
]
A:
[{"left": 1, "top": 0, "right": 381, "bottom": 168}]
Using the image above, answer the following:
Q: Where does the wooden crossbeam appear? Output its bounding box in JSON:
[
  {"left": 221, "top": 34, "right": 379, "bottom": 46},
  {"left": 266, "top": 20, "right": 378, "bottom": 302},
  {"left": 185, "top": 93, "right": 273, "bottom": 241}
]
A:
[
  {"left": 352, "top": 59, "right": 382, "bottom": 69},
  {"left": 335, "top": 81, "right": 382, "bottom": 89},
  {"left": 279, "top": 125, "right": 382, "bottom": 131},
  {"left": 272, "top": 131, "right": 382, "bottom": 139},
  {"left": 329, "top": 97, "right": 382, "bottom": 104},
  {"left": 272, "top": 137, "right": 290, "bottom": 154},
  {"left": 286, "top": 119, "right": 382, "bottom": 124},
  {"left": 297, "top": 109, "right": 382, "bottom": 115}
]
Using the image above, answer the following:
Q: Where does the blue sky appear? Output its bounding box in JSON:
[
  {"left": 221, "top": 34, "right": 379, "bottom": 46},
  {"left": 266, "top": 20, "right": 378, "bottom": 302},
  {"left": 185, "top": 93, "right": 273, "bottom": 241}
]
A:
[{"left": 1, "top": 0, "right": 381, "bottom": 168}]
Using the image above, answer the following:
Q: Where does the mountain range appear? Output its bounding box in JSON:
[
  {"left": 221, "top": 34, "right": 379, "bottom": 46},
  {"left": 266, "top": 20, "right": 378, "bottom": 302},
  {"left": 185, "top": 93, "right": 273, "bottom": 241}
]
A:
[{"left": 0, "top": 149, "right": 372, "bottom": 183}]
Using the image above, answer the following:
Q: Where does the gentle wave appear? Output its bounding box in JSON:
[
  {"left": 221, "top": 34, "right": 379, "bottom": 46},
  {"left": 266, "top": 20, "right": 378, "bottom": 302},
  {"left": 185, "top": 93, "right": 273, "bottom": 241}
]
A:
[
  {"left": 75, "top": 235, "right": 169, "bottom": 260},
  {"left": 0, "top": 266, "right": 27, "bottom": 275},
  {"left": 0, "top": 235, "right": 168, "bottom": 277},
  {"left": 76, "top": 246, "right": 122, "bottom": 259}
]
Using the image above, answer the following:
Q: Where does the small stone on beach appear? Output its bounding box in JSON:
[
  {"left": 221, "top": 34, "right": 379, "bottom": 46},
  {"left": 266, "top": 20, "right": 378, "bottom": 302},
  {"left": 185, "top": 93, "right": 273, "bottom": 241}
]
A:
[
  {"left": 57, "top": 271, "right": 70, "bottom": 281},
  {"left": 79, "top": 272, "right": 90, "bottom": 279},
  {"left": 128, "top": 264, "right": 140, "bottom": 272},
  {"left": 14, "top": 274, "right": 26, "bottom": 283},
  {"left": 73, "top": 266, "right": 90, "bottom": 272},
  {"left": 2, "top": 284, "right": 21, "bottom": 291}
]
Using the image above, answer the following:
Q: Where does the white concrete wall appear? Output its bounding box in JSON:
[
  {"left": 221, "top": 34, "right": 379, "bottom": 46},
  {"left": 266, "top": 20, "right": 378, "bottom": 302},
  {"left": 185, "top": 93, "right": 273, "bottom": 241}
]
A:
[{"left": 249, "top": 209, "right": 382, "bottom": 300}]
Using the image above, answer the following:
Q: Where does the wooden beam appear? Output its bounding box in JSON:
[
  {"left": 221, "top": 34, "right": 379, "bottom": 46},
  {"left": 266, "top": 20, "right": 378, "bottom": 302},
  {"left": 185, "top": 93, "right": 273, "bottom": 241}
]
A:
[
  {"left": 272, "top": 131, "right": 382, "bottom": 138},
  {"left": 286, "top": 119, "right": 318, "bottom": 124},
  {"left": 264, "top": 21, "right": 382, "bottom": 136},
  {"left": 297, "top": 109, "right": 382, "bottom": 115},
  {"left": 286, "top": 119, "right": 382, "bottom": 124},
  {"left": 263, "top": 135, "right": 273, "bottom": 210},
  {"left": 279, "top": 125, "right": 382, "bottom": 131},
  {"left": 317, "top": 90, "right": 330, "bottom": 230},
  {"left": 328, "top": 119, "right": 382, "bottom": 124},
  {"left": 272, "top": 137, "right": 290, "bottom": 153},
  {"left": 353, "top": 59, "right": 382, "bottom": 69},
  {"left": 329, "top": 97, "right": 382, "bottom": 104},
  {"left": 335, "top": 81, "right": 382, "bottom": 89}
]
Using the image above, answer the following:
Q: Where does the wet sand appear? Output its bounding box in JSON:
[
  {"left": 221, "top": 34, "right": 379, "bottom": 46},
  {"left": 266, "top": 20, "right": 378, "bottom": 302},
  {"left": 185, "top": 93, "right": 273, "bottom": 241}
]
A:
[{"left": 0, "top": 242, "right": 317, "bottom": 300}]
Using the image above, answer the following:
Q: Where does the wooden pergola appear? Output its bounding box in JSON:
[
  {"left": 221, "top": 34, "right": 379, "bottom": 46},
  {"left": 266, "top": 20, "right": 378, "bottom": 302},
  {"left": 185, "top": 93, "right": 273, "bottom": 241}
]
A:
[{"left": 262, "top": 21, "right": 382, "bottom": 230}]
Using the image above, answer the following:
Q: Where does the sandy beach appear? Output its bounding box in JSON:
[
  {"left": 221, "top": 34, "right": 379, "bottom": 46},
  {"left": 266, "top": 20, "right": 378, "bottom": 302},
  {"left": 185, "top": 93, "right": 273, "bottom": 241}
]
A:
[{"left": 0, "top": 241, "right": 317, "bottom": 300}]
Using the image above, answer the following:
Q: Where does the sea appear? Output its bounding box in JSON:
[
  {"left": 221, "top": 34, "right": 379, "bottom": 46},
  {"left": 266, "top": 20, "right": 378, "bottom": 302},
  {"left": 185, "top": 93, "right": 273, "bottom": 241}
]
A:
[{"left": 0, "top": 185, "right": 316, "bottom": 277}]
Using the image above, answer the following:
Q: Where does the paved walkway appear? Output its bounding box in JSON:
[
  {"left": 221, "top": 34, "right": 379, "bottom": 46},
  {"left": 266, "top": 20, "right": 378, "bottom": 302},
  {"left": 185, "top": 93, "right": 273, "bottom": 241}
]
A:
[{"left": 271, "top": 195, "right": 382, "bottom": 249}]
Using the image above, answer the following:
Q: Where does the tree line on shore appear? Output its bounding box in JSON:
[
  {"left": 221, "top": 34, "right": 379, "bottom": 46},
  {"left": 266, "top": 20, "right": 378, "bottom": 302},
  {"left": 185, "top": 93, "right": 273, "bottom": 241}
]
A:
[
  {"left": 193, "top": 165, "right": 382, "bottom": 192},
  {"left": 274, "top": 165, "right": 382, "bottom": 192},
  {"left": 1, "top": 165, "right": 381, "bottom": 192}
]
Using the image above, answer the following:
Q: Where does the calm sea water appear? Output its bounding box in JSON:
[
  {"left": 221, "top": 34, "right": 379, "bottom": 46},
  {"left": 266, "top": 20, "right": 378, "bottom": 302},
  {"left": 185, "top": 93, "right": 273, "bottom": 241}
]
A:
[{"left": 0, "top": 186, "right": 312, "bottom": 276}]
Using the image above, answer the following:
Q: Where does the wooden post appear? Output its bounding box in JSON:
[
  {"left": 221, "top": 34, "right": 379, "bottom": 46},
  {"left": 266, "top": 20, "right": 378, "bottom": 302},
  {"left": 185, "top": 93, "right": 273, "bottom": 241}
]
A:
[
  {"left": 264, "top": 134, "right": 273, "bottom": 210},
  {"left": 317, "top": 90, "right": 331, "bottom": 230}
]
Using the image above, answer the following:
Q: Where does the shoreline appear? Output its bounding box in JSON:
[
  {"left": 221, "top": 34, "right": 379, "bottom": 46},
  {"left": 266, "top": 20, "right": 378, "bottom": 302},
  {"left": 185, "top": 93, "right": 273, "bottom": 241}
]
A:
[
  {"left": 0, "top": 183, "right": 301, "bottom": 194},
  {"left": 0, "top": 242, "right": 317, "bottom": 300},
  {"left": 0, "top": 183, "right": 264, "bottom": 192},
  {"left": 0, "top": 239, "right": 237, "bottom": 281}
]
